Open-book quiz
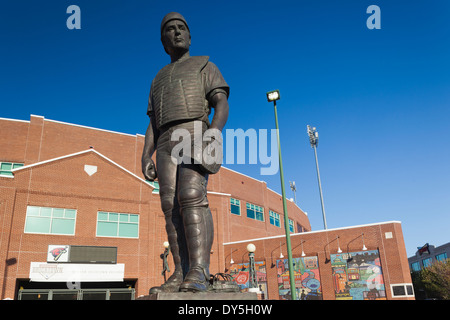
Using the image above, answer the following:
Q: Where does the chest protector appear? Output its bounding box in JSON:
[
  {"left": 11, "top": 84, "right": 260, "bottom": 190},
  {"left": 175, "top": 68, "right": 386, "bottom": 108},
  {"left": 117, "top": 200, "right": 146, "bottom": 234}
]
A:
[{"left": 152, "top": 56, "right": 209, "bottom": 130}]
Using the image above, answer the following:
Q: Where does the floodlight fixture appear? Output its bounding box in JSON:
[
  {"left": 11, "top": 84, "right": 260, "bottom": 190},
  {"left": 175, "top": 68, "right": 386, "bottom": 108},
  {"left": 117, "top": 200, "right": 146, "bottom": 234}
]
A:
[
  {"left": 307, "top": 125, "right": 319, "bottom": 148},
  {"left": 266, "top": 90, "right": 280, "bottom": 102},
  {"left": 289, "top": 181, "right": 297, "bottom": 204}
]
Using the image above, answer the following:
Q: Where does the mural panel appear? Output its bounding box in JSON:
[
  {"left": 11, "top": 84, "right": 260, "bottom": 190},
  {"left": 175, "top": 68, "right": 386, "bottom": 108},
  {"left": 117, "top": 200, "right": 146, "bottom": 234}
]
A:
[
  {"left": 331, "top": 249, "right": 386, "bottom": 300},
  {"left": 276, "top": 256, "right": 323, "bottom": 300},
  {"left": 229, "top": 261, "right": 268, "bottom": 298}
]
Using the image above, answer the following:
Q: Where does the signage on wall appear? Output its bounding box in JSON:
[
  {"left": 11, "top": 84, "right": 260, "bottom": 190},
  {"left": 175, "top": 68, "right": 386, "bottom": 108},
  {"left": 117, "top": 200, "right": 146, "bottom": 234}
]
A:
[
  {"left": 46, "top": 244, "right": 117, "bottom": 263},
  {"left": 47, "top": 245, "right": 70, "bottom": 262},
  {"left": 30, "top": 262, "right": 125, "bottom": 282},
  {"left": 417, "top": 243, "right": 430, "bottom": 255}
]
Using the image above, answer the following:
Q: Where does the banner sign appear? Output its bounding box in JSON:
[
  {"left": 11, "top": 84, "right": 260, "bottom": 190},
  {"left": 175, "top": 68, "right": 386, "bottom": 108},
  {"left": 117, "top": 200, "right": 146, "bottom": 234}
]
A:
[{"left": 30, "top": 262, "right": 124, "bottom": 282}]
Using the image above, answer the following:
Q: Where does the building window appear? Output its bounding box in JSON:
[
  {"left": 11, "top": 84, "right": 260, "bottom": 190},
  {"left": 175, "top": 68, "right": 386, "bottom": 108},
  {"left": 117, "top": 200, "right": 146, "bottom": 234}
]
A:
[
  {"left": 435, "top": 253, "right": 447, "bottom": 262},
  {"left": 230, "top": 198, "right": 241, "bottom": 216},
  {"left": 422, "top": 257, "right": 433, "bottom": 268},
  {"left": 296, "top": 223, "right": 304, "bottom": 233},
  {"left": 24, "top": 206, "right": 76, "bottom": 235},
  {"left": 146, "top": 180, "right": 159, "bottom": 194},
  {"left": 0, "top": 162, "right": 24, "bottom": 176},
  {"left": 411, "top": 262, "right": 421, "bottom": 272},
  {"left": 269, "top": 210, "right": 281, "bottom": 227},
  {"left": 288, "top": 219, "right": 295, "bottom": 233},
  {"left": 246, "top": 203, "right": 264, "bottom": 222},
  {"left": 390, "top": 284, "right": 415, "bottom": 298},
  {"left": 96, "top": 211, "right": 139, "bottom": 238}
]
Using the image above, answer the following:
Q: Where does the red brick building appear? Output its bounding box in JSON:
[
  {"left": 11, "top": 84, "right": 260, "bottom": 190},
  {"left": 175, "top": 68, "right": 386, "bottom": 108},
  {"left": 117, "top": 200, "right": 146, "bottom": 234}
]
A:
[{"left": 0, "top": 115, "right": 413, "bottom": 300}]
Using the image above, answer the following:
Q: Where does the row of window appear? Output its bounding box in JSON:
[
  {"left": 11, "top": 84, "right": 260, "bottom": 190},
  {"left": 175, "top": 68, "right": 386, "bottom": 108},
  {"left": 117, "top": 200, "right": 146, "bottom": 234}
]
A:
[
  {"left": 410, "top": 253, "right": 448, "bottom": 272},
  {"left": 230, "top": 198, "right": 299, "bottom": 233},
  {"left": 21, "top": 198, "right": 302, "bottom": 238},
  {"left": 24, "top": 206, "right": 139, "bottom": 238},
  {"left": 146, "top": 184, "right": 299, "bottom": 232}
]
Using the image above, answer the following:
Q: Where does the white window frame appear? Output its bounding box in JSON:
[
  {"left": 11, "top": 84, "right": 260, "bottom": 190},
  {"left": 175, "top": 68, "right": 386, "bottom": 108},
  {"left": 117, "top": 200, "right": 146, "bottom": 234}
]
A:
[
  {"left": 230, "top": 198, "right": 241, "bottom": 216},
  {"left": 246, "top": 202, "right": 264, "bottom": 222},
  {"left": 288, "top": 219, "right": 295, "bottom": 233},
  {"left": 146, "top": 180, "right": 160, "bottom": 194},
  {"left": 269, "top": 210, "right": 281, "bottom": 227},
  {"left": 96, "top": 211, "right": 139, "bottom": 239},
  {"left": 390, "top": 283, "right": 415, "bottom": 298},
  {"left": 24, "top": 206, "right": 77, "bottom": 236},
  {"left": 0, "top": 162, "right": 24, "bottom": 177}
]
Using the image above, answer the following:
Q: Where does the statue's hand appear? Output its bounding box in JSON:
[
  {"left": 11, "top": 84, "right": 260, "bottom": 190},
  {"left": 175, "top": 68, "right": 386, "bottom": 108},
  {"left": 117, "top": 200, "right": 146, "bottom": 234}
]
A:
[{"left": 142, "top": 156, "right": 157, "bottom": 181}]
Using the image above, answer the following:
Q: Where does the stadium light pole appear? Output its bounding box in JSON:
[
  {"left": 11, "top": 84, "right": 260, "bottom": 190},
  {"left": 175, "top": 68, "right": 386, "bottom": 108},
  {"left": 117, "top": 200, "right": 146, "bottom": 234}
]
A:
[
  {"left": 289, "top": 181, "right": 297, "bottom": 204},
  {"left": 307, "top": 125, "right": 328, "bottom": 230},
  {"left": 266, "top": 90, "right": 297, "bottom": 300}
]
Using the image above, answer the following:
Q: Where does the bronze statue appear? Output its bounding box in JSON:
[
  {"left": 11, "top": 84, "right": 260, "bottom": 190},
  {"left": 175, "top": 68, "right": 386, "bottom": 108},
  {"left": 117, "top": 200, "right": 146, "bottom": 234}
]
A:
[{"left": 142, "top": 12, "right": 229, "bottom": 293}]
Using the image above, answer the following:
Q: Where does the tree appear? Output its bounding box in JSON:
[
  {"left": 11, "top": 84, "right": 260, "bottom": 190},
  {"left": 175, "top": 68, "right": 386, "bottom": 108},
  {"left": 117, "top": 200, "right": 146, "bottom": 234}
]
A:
[{"left": 413, "top": 259, "right": 450, "bottom": 300}]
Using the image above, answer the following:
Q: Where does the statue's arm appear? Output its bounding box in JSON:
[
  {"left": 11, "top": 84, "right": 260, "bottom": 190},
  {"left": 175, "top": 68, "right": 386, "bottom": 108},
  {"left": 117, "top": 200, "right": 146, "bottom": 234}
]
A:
[
  {"left": 209, "top": 92, "right": 229, "bottom": 132},
  {"left": 141, "top": 116, "right": 158, "bottom": 181}
]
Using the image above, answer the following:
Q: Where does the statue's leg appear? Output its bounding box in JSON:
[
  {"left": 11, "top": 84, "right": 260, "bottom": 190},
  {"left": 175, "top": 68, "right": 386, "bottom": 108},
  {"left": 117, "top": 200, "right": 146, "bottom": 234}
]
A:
[
  {"left": 149, "top": 131, "right": 188, "bottom": 294},
  {"left": 177, "top": 163, "right": 213, "bottom": 292}
]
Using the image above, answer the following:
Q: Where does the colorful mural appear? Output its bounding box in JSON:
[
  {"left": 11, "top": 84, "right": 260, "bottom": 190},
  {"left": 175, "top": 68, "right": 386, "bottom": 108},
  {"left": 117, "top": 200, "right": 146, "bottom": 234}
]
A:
[
  {"left": 276, "top": 256, "right": 323, "bottom": 300},
  {"left": 229, "top": 261, "right": 268, "bottom": 298},
  {"left": 331, "top": 249, "right": 386, "bottom": 300}
]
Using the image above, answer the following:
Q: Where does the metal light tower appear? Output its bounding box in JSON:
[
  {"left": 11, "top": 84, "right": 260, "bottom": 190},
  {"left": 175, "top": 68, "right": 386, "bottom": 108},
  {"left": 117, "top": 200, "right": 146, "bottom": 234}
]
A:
[
  {"left": 267, "top": 90, "right": 297, "bottom": 300},
  {"left": 307, "top": 125, "right": 328, "bottom": 230},
  {"left": 289, "top": 181, "right": 297, "bottom": 204}
]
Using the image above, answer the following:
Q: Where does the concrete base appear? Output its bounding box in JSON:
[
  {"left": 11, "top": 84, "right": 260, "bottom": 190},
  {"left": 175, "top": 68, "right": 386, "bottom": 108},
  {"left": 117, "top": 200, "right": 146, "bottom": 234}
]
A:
[{"left": 136, "top": 292, "right": 258, "bottom": 300}]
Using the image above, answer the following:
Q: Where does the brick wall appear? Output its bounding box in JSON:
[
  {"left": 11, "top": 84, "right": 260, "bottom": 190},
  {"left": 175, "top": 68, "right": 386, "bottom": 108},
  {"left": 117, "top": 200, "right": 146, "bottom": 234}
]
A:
[{"left": 223, "top": 222, "right": 414, "bottom": 300}]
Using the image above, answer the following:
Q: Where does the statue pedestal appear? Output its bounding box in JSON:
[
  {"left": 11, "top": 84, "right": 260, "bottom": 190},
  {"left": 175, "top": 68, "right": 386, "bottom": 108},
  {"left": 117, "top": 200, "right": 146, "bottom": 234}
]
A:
[{"left": 136, "top": 292, "right": 258, "bottom": 300}]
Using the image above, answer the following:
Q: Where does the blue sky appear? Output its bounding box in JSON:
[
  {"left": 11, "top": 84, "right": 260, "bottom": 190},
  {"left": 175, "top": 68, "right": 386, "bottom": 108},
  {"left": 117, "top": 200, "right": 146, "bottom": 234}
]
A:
[{"left": 1, "top": 0, "right": 449, "bottom": 257}]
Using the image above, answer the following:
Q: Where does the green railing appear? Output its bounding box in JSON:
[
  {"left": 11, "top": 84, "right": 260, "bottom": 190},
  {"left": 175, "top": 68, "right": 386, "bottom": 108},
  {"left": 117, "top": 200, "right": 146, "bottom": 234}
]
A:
[{"left": 18, "top": 288, "right": 135, "bottom": 300}]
